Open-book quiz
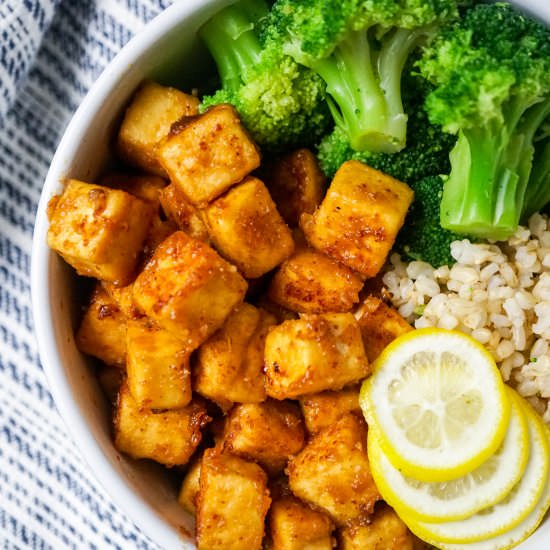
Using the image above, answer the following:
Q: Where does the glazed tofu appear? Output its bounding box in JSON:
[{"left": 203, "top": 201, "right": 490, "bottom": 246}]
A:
[
  {"left": 76, "top": 284, "right": 127, "bottom": 368},
  {"left": 203, "top": 177, "right": 295, "bottom": 278},
  {"left": 194, "top": 304, "right": 276, "bottom": 410},
  {"left": 301, "top": 161, "right": 413, "bottom": 278},
  {"left": 126, "top": 317, "right": 192, "bottom": 410},
  {"left": 268, "top": 246, "right": 363, "bottom": 313},
  {"left": 114, "top": 384, "right": 209, "bottom": 467},
  {"left": 355, "top": 295, "right": 413, "bottom": 362},
  {"left": 102, "top": 281, "right": 139, "bottom": 319},
  {"left": 265, "top": 148, "right": 326, "bottom": 228},
  {"left": 158, "top": 104, "right": 260, "bottom": 207},
  {"left": 299, "top": 386, "right": 361, "bottom": 436},
  {"left": 96, "top": 364, "right": 124, "bottom": 403},
  {"left": 264, "top": 313, "right": 370, "bottom": 399},
  {"left": 196, "top": 448, "right": 271, "bottom": 550},
  {"left": 288, "top": 414, "right": 381, "bottom": 525},
  {"left": 117, "top": 81, "right": 199, "bottom": 176},
  {"left": 47, "top": 180, "right": 154, "bottom": 284},
  {"left": 178, "top": 455, "right": 203, "bottom": 515},
  {"left": 132, "top": 231, "right": 247, "bottom": 349},
  {"left": 222, "top": 400, "right": 306, "bottom": 474},
  {"left": 339, "top": 505, "right": 414, "bottom": 550},
  {"left": 269, "top": 496, "right": 334, "bottom": 550},
  {"left": 159, "top": 182, "right": 209, "bottom": 242}
]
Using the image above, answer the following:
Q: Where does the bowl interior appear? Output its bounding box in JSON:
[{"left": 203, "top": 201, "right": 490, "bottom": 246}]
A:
[{"left": 31, "top": 0, "right": 550, "bottom": 548}]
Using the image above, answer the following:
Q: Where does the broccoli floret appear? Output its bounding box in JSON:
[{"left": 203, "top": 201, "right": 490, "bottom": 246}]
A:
[
  {"left": 397, "top": 176, "right": 465, "bottom": 267},
  {"left": 263, "top": 0, "right": 458, "bottom": 153},
  {"left": 418, "top": 2, "right": 550, "bottom": 240},
  {"left": 317, "top": 102, "right": 455, "bottom": 182},
  {"left": 199, "top": 0, "right": 330, "bottom": 152}
]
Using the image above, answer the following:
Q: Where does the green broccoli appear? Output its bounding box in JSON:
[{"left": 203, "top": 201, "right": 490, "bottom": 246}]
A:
[
  {"left": 316, "top": 99, "right": 455, "bottom": 182},
  {"left": 199, "top": 0, "right": 330, "bottom": 152},
  {"left": 398, "top": 176, "right": 465, "bottom": 267},
  {"left": 418, "top": 2, "right": 550, "bottom": 240},
  {"left": 263, "top": 0, "right": 459, "bottom": 153}
]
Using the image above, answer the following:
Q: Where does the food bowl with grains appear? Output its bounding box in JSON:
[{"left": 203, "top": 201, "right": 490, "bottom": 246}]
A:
[{"left": 31, "top": 0, "right": 550, "bottom": 549}]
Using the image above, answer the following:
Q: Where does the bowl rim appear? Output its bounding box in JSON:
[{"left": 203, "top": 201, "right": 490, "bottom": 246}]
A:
[
  {"left": 30, "top": 1, "right": 550, "bottom": 549},
  {"left": 30, "top": 1, "right": 225, "bottom": 547}
]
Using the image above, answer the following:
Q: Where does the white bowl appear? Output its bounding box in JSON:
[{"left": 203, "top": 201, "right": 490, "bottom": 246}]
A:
[{"left": 31, "top": 1, "right": 550, "bottom": 548}]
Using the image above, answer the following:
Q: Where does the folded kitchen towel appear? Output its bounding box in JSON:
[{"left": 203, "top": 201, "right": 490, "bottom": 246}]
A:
[{"left": 0, "top": 1, "right": 174, "bottom": 548}]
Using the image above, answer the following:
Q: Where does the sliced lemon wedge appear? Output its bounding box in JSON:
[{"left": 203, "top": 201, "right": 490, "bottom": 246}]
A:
[
  {"left": 360, "top": 328, "right": 511, "bottom": 482},
  {"left": 405, "top": 396, "right": 549, "bottom": 544},
  {"left": 367, "top": 387, "right": 529, "bottom": 522}
]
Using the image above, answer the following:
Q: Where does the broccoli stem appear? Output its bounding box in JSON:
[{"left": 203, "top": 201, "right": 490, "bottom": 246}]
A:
[
  {"left": 441, "top": 97, "right": 550, "bottom": 239},
  {"left": 523, "top": 137, "right": 550, "bottom": 220},
  {"left": 199, "top": 0, "right": 268, "bottom": 92}
]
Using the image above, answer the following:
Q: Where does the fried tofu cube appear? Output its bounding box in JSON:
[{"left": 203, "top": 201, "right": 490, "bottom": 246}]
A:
[
  {"left": 76, "top": 285, "right": 127, "bottom": 367},
  {"left": 126, "top": 318, "right": 192, "bottom": 409},
  {"left": 194, "top": 304, "right": 275, "bottom": 410},
  {"left": 355, "top": 295, "right": 413, "bottom": 362},
  {"left": 132, "top": 231, "right": 247, "bottom": 348},
  {"left": 299, "top": 386, "right": 361, "bottom": 436},
  {"left": 339, "top": 505, "right": 414, "bottom": 550},
  {"left": 159, "top": 182, "right": 209, "bottom": 242},
  {"left": 178, "top": 455, "right": 202, "bottom": 515},
  {"left": 222, "top": 400, "right": 305, "bottom": 474},
  {"left": 158, "top": 104, "right": 260, "bottom": 207},
  {"left": 142, "top": 216, "right": 178, "bottom": 259},
  {"left": 47, "top": 180, "right": 155, "bottom": 284},
  {"left": 114, "top": 384, "right": 209, "bottom": 466},
  {"left": 264, "top": 314, "right": 370, "bottom": 399},
  {"left": 269, "top": 496, "right": 334, "bottom": 550},
  {"left": 265, "top": 149, "right": 326, "bottom": 228},
  {"left": 117, "top": 82, "right": 199, "bottom": 176},
  {"left": 203, "top": 177, "right": 295, "bottom": 278},
  {"left": 301, "top": 161, "right": 413, "bottom": 278},
  {"left": 268, "top": 246, "right": 363, "bottom": 313},
  {"left": 288, "top": 414, "right": 381, "bottom": 525},
  {"left": 197, "top": 448, "right": 271, "bottom": 550}
]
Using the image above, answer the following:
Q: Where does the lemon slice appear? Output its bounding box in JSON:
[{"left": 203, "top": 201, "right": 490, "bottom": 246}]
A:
[
  {"left": 434, "top": 472, "right": 550, "bottom": 550},
  {"left": 360, "top": 328, "right": 511, "bottom": 481},
  {"left": 367, "top": 387, "right": 529, "bottom": 522},
  {"left": 405, "top": 396, "right": 549, "bottom": 544}
]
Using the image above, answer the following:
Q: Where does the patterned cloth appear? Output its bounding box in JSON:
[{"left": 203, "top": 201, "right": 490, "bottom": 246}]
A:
[{"left": 0, "top": 1, "right": 174, "bottom": 548}]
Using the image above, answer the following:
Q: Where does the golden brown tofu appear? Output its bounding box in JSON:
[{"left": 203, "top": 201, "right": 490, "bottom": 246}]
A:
[
  {"left": 100, "top": 172, "right": 168, "bottom": 204},
  {"left": 126, "top": 317, "right": 192, "bottom": 410},
  {"left": 288, "top": 414, "right": 381, "bottom": 526},
  {"left": 256, "top": 295, "right": 299, "bottom": 323},
  {"left": 196, "top": 448, "right": 271, "bottom": 550},
  {"left": 203, "top": 177, "right": 295, "bottom": 279},
  {"left": 159, "top": 182, "right": 209, "bottom": 242},
  {"left": 265, "top": 149, "right": 326, "bottom": 228},
  {"left": 301, "top": 161, "right": 413, "bottom": 278},
  {"left": 264, "top": 313, "right": 370, "bottom": 399},
  {"left": 178, "top": 455, "right": 202, "bottom": 515},
  {"left": 114, "top": 384, "right": 209, "bottom": 467},
  {"left": 299, "top": 386, "right": 361, "bottom": 436},
  {"left": 222, "top": 400, "right": 305, "bottom": 474},
  {"left": 355, "top": 295, "right": 413, "bottom": 362},
  {"left": 268, "top": 246, "right": 363, "bottom": 314},
  {"left": 117, "top": 82, "right": 199, "bottom": 176},
  {"left": 158, "top": 104, "right": 261, "bottom": 207},
  {"left": 194, "top": 304, "right": 275, "bottom": 410},
  {"left": 142, "top": 216, "right": 178, "bottom": 259},
  {"left": 339, "top": 505, "right": 414, "bottom": 550},
  {"left": 76, "top": 285, "right": 127, "bottom": 368},
  {"left": 47, "top": 180, "right": 154, "bottom": 284},
  {"left": 132, "top": 231, "right": 247, "bottom": 349},
  {"left": 269, "top": 496, "right": 334, "bottom": 550}
]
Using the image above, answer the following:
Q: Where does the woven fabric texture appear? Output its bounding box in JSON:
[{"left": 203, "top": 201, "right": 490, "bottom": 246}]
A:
[{"left": 0, "top": 1, "right": 175, "bottom": 548}]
